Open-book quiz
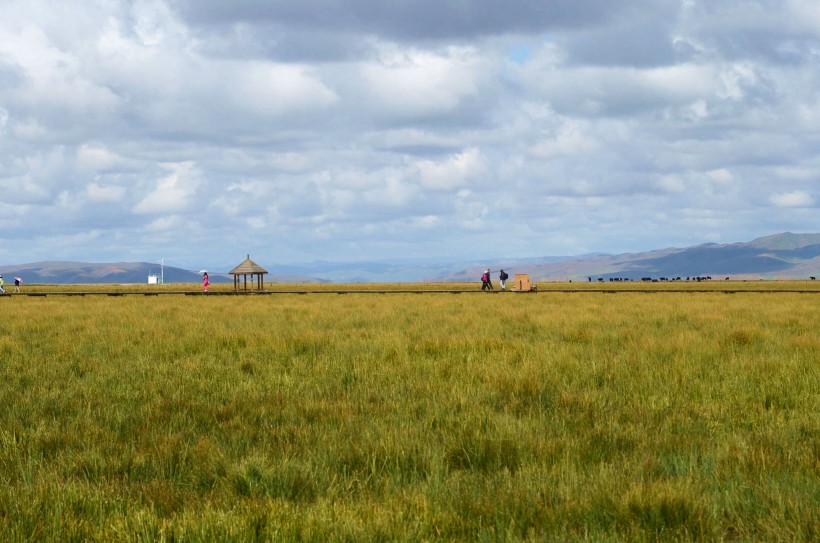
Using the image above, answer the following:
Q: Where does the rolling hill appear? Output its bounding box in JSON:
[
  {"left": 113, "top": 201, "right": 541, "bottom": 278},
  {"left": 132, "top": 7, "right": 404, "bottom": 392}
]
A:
[
  {"left": 1, "top": 232, "right": 817, "bottom": 284},
  {"left": 0, "top": 260, "right": 329, "bottom": 285},
  {"left": 0, "top": 261, "right": 226, "bottom": 285},
  {"left": 430, "top": 232, "right": 820, "bottom": 282}
]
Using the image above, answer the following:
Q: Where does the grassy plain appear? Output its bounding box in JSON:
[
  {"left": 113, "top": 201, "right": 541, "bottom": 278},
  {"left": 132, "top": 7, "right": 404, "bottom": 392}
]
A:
[
  {"left": 13, "top": 278, "right": 820, "bottom": 293},
  {"left": 0, "top": 284, "right": 818, "bottom": 541}
]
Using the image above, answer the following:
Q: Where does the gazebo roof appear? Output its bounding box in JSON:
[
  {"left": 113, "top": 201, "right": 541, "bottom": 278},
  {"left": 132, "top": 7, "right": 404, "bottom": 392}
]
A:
[{"left": 230, "top": 255, "right": 268, "bottom": 275}]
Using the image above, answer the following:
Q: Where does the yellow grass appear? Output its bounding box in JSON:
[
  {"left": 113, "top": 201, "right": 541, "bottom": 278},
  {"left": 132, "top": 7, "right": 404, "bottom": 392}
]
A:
[{"left": 0, "top": 287, "right": 817, "bottom": 541}]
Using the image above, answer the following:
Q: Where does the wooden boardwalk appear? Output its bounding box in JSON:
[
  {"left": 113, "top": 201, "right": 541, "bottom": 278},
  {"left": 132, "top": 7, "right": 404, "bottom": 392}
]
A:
[{"left": 2, "top": 288, "right": 819, "bottom": 297}]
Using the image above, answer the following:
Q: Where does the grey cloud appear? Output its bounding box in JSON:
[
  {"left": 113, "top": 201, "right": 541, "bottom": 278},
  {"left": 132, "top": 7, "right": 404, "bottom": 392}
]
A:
[
  {"left": 560, "top": 20, "right": 679, "bottom": 67},
  {"left": 677, "top": 1, "right": 820, "bottom": 63},
  {"left": 0, "top": 0, "right": 817, "bottom": 268},
  {"left": 171, "top": 0, "right": 684, "bottom": 68},
  {"left": 0, "top": 60, "right": 23, "bottom": 89},
  {"left": 191, "top": 22, "right": 375, "bottom": 63},
  {"left": 556, "top": 1, "right": 683, "bottom": 67},
  {"left": 173, "top": 0, "right": 624, "bottom": 41}
]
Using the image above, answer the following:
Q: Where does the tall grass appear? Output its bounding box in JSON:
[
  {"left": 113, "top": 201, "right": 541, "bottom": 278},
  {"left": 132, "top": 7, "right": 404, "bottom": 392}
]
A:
[
  {"left": 13, "top": 278, "right": 820, "bottom": 294},
  {"left": 0, "top": 291, "right": 817, "bottom": 541}
]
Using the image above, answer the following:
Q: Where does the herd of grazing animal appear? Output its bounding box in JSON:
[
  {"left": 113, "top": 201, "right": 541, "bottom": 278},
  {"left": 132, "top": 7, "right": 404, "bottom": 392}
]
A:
[
  {"left": 588, "top": 276, "right": 715, "bottom": 283},
  {"left": 586, "top": 276, "right": 817, "bottom": 282}
]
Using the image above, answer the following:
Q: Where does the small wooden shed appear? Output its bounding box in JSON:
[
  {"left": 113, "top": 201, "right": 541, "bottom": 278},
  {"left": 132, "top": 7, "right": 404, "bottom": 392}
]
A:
[
  {"left": 230, "top": 255, "right": 268, "bottom": 291},
  {"left": 514, "top": 273, "right": 533, "bottom": 292}
]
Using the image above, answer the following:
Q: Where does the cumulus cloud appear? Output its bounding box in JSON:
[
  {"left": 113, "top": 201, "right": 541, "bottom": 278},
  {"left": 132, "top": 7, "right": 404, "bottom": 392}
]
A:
[
  {"left": 706, "top": 169, "right": 733, "bottom": 185},
  {"left": 410, "top": 215, "right": 441, "bottom": 230},
  {"left": 221, "top": 61, "right": 339, "bottom": 119},
  {"left": 144, "top": 215, "right": 188, "bottom": 232},
  {"left": 769, "top": 190, "right": 814, "bottom": 208},
  {"left": 0, "top": 0, "right": 817, "bottom": 268},
  {"left": 657, "top": 175, "right": 686, "bottom": 194},
  {"left": 530, "top": 120, "right": 599, "bottom": 158},
  {"left": 174, "top": 0, "right": 626, "bottom": 43},
  {"left": 76, "top": 145, "right": 126, "bottom": 172},
  {"left": 416, "top": 148, "right": 488, "bottom": 191},
  {"left": 86, "top": 183, "right": 127, "bottom": 203},
  {"left": 133, "top": 162, "right": 201, "bottom": 214},
  {"left": 360, "top": 46, "right": 486, "bottom": 119}
]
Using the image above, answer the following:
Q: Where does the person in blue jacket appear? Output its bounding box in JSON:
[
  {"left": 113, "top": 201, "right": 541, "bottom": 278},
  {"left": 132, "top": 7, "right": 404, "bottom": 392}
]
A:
[{"left": 499, "top": 269, "right": 509, "bottom": 290}]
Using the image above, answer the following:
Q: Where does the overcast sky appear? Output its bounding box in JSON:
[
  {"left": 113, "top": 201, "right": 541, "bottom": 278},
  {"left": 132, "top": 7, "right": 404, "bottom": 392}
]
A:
[{"left": 1, "top": 0, "right": 818, "bottom": 270}]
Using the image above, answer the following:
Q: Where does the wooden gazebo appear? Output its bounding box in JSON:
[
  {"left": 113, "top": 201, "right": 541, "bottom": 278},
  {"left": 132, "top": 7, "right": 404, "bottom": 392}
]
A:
[{"left": 230, "top": 255, "right": 268, "bottom": 291}]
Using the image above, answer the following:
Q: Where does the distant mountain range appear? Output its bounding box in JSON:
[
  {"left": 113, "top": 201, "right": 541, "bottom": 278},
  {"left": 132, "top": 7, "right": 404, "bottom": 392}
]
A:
[
  {"left": 0, "top": 261, "right": 224, "bottom": 285},
  {"left": 1, "top": 232, "right": 817, "bottom": 284},
  {"left": 435, "top": 232, "right": 820, "bottom": 282}
]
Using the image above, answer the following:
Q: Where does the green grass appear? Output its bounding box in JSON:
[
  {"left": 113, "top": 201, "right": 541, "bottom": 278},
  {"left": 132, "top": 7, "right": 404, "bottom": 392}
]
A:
[{"left": 0, "top": 290, "right": 817, "bottom": 541}]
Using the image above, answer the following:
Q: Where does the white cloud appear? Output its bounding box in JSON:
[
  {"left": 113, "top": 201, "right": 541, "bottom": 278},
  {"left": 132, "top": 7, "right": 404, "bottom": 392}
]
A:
[
  {"left": 1, "top": 24, "right": 120, "bottom": 116},
  {"left": 688, "top": 100, "right": 709, "bottom": 119},
  {"left": 246, "top": 217, "right": 267, "bottom": 229},
  {"left": 133, "top": 162, "right": 200, "bottom": 214},
  {"left": 0, "top": 202, "right": 30, "bottom": 230},
  {"left": 455, "top": 193, "right": 489, "bottom": 231},
  {"left": 132, "top": 0, "right": 185, "bottom": 47},
  {"left": 86, "top": 183, "right": 126, "bottom": 203},
  {"left": 363, "top": 175, "right": 418, "bottom": 207},
  {"left": 416, "top": 148, "right": 488, "bottom": 191},
  {"left": 769, "top": 190, "right": 814, "bottom": 208},
  {"left": 76, "top": 144, "right": 125, "bottom": 172},
  {"left": 410, "top": 215, "right": 441, "bottom": 230},
  {"left": 229, "top": 62, "right": 339, "bottom": 116},
  {"left": 361, "top": 45, "right": 485, "bottom": 117},
  {"left": 786, "top": 0, "right": 820, "bottom": 34},
  {"left": 0, "top": 0, "right": 818, "bottom": 268},
  {"left": 706, "top": 169, "right": 733, "bottom": 185},
  {"left": 143, "top": 215, "right": 186, "bottom": 232},
  {"left": 772, "top": 166, "right": 816, "bottom": 181},
  {"left": 718, "top": 63, "right": 758, "bottom": 101},
  {"left": 11, "top": 120, "right": 48, "bottom": 141},
  {"left": 519, "top": 61, "right": 718, "bottom": 117},
  {"left": 530, "top": 120, "right": 599, "bottom": 158},
  {"left": 657, "top": 175, "right": 686, "bottom": 194}
]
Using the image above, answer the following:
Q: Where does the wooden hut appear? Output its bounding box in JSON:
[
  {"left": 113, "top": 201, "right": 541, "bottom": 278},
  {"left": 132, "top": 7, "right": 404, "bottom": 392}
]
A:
[
  {"left": 514, "top": 273, "right": 533, "bottom": 292},
  {"left": 230, "top": 255, "right": 268, "bottom": 291}
]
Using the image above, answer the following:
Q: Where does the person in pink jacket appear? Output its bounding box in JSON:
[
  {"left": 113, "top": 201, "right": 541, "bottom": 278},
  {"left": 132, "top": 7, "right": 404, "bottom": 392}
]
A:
[
  {"left": 202, "top": 272, "right": 210, "bottom": 292},
  {"left": 481, "top": 269, "right": 493, "bottom": 291}
]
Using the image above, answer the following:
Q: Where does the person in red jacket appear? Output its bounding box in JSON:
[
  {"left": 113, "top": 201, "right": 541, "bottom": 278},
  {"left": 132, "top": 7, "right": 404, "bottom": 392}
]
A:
[{"left": 202, "top": 272, "right": 210, "bottom": 292}]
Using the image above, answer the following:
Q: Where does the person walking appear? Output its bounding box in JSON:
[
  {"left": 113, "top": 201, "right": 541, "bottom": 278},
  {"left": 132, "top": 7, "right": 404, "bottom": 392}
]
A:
[
  {"left": 14, "top": 277, "right": 21, "bottom": 293},
  {"left": 0, "top": 275, "right": 5, "bottom": 294},
  {"left": 202, "top": 272, "right": 210, "bottom": 293},
  {"left": 499, "top": 269, "right": 509, "bottom": 291},
  {"left": 481, "top": 268, "right": 493, "bottom": 291}
]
